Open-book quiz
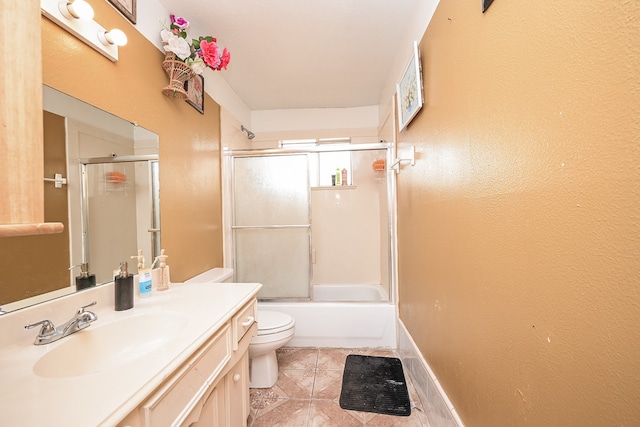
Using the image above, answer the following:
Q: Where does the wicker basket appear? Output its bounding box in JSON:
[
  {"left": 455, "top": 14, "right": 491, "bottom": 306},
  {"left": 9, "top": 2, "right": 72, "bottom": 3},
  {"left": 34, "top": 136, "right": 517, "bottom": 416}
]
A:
[{"left": 161, "top": 52, "right": 195, "bottom": 100}]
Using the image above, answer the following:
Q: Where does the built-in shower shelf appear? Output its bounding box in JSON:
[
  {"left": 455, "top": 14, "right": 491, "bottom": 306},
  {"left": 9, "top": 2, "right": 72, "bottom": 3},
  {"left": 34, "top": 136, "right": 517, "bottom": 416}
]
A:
[{"left": 311, "top": 186, "right": 357, "bottom": 191}]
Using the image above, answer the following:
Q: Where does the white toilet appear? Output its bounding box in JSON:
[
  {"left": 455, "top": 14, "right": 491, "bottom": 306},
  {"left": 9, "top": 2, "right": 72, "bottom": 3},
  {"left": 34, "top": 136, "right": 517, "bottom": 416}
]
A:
[
  {"left": 248, "top": 310, "right": 295, "bottom": 388},
  {"left": 185, "top": 268, "right": 296, "bottom": 388}
]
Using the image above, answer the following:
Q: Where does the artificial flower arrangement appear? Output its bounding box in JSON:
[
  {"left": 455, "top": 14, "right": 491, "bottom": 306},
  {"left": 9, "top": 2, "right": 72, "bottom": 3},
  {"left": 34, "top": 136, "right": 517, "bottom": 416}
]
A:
[{"left": 161, "top": 14, "right": 230, "bottom": 74}]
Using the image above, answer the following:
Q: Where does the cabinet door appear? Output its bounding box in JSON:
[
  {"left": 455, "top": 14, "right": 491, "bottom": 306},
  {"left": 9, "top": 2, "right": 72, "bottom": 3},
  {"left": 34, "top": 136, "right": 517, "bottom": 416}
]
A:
[
  {"left": 226, "top": 352, "right": 250, "bottom": 427},
  {"left": 188, "top": 380, "right": 226, "bottom": 427}
]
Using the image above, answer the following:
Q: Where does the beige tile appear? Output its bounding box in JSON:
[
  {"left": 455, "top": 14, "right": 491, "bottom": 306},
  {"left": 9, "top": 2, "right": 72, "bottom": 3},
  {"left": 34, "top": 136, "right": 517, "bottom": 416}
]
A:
[
  {"left": 248, "top": 389, "right": 263, "bottom": 425},
  {"left": 308, "top": 400, "right": 365, "bottom": 427},
  {"left": 250, "top": 387, "right": 266, "bottom": 402},
  {"left": 250, "top": 388, "right": 281, "bottom": 411},
  {"left": 312, "top": 369, "right": 344, "bottom": 400},
  {"left": 252, "top": 398, "right": 311, "bottom": 427},
  {"left": 413, "top": 406, "right": 431, "bottom": 427},
  {"left": 250, "top": 347, "right": 437, "bottom": 426},
  {"left": 255, "top": 394, "right": 283, "bottom": 418},
  {"left": 405, "top": 376, "right": 430, "bottom": 426},
  {"left": 317, "top": 348, "right": 351, "bottom": 370},
  {"left": 405, "top": 375, "right": 424, "bottom": 411},
  {"left": 364, "top": 410, "right": 424, "bottom": 426},
  {"left": 277, "top": 347, "right": 319, "bottom": 370},
  {"left": 272, "top": 369, "right": 315, "bottom": 399}
]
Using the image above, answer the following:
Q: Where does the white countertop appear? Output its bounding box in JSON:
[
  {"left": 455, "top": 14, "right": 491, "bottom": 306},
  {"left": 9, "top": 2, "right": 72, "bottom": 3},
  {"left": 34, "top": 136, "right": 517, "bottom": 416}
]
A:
[{"left": 0, "top": 281, "right": 261, "bottom": 426}]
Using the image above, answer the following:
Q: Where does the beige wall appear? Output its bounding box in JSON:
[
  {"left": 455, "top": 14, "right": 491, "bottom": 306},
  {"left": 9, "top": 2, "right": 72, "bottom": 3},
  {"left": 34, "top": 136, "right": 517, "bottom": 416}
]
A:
[
  {"left": 41, "top": 1, "right": 223, "bottom": 281},
  {"left": 397, "top": 1, "right": 640, "bottom": 425}
]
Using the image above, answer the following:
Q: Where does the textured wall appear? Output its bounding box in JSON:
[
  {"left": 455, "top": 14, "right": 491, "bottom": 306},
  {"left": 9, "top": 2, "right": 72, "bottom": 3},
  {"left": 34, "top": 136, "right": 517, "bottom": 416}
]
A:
[
  {"left": 397, "top": 0, "right": 640, "bottom": 425},
  {"left": 41, "top": 1, "right": 223, "bottom": 281}
]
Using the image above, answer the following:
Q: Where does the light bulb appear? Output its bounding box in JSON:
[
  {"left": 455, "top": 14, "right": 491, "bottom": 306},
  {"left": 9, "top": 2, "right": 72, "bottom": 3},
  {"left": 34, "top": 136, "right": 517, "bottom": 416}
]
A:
[
  {"left": 100, "top": 29, "right": 128, "bottom": 46},
  {"left": 59, "top": 0, "right": 95, "bottom": 20}
]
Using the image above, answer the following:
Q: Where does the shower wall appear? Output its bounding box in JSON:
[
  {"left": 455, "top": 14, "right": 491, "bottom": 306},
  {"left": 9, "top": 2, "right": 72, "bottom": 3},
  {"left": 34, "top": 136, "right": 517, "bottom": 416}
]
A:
[{"left": 310, "top": 149, "right": 389, "bottom": 296}]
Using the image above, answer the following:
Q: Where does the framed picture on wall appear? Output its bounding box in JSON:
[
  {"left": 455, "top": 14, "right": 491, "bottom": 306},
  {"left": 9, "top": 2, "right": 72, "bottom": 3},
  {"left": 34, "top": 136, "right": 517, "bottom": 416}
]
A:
[
  {"left": 107, "top": 0, "right": 136, "bottom": 24},
  {"left": 396, "top": 41, "right": 424, "bottom": 132},
  {"left": 185, "top": 74, "right": 205, "bottom": 114},
  {"left": 482, "top": 0, "right": 495, "bottom": 13}
]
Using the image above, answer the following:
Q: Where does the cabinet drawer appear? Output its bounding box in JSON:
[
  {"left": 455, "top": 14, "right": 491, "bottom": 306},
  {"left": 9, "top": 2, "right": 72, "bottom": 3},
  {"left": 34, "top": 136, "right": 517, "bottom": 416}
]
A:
[
  {"left": 142, "top": 324, "right": 231, "bottom": 427},
  {"left": 232, "top": 299, "right": 257, "bottom": 350}
]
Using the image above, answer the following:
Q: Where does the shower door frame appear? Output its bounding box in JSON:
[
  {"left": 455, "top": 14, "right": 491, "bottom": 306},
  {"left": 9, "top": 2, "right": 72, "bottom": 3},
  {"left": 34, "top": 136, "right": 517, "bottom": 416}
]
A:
[{"left": 222, "top": 142, "right": 395, "bottom": 302}]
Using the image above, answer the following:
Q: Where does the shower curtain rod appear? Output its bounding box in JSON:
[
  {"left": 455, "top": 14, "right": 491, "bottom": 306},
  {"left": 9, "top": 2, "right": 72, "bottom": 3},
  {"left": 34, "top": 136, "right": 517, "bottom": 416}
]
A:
[{"left": 224, "top": 142, "right": 390, "bottom": 157}]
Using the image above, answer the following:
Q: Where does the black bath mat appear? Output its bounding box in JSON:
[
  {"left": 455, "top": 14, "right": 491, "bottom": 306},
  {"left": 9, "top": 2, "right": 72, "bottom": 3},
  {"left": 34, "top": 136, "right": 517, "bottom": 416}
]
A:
[{"left": 339, "top": 354, "right": 411, "bottom": 416}]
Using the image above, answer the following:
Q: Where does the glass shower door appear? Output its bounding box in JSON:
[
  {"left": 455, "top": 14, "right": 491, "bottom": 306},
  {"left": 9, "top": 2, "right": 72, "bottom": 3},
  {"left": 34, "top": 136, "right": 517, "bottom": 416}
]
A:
[{"left": 232, "top": 154, "right": 311, "bottom": 299}]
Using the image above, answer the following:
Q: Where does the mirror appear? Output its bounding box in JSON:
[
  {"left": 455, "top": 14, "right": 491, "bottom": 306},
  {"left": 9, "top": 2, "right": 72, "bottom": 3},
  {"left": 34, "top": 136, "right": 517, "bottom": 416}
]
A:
[{"left": 0, "top": 86, "right": 159, "bottom": 313}]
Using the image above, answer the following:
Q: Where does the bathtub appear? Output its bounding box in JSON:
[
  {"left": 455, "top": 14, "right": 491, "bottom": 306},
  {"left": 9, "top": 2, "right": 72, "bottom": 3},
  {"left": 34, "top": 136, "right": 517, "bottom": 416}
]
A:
[
  {"left": 260, "top": 283, "right": 396, "bottom": 348},
  {"left": 312, "top": 283, "right": 388, "bottom": 302},
  {"left": 187, "top": 269, "right": 397, "bottom": 349}
]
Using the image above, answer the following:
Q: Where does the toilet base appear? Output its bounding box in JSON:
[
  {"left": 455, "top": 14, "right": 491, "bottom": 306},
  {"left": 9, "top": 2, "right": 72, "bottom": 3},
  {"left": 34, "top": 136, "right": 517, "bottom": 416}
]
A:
[{"left": 249, "top": 350, "right": 279, "bottom": 388}]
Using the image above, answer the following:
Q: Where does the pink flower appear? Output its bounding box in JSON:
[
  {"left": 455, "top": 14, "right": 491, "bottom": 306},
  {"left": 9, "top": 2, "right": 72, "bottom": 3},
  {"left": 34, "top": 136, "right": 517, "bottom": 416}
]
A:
[
  {"left": 161, "top": 15, "right": 230, "bottom": 71},
  {"left": 170, "top": 14, "right": 189, "bottom": 30},
  {"left": 219, "top": 48, "right": 231, "bottom": 70},
  {"left": 198, "top": 40, "right": 221, "bottom": 70}
]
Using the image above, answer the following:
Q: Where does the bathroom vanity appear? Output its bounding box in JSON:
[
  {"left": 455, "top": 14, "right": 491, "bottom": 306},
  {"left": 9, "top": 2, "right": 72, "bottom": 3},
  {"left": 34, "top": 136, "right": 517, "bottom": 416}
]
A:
[{"left": 0, "top": 281, "right": 260, "bottom": 427}]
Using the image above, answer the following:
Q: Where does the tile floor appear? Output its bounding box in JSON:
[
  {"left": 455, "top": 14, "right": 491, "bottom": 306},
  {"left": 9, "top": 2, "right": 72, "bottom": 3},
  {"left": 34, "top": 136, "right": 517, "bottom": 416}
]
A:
[{"left": 248, "top": 348, "right": 430, "bottom": 427}]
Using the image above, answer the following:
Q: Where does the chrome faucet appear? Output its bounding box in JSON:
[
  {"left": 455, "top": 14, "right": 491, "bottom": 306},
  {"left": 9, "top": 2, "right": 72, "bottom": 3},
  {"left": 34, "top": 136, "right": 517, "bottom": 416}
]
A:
[{"left": 25, "top": 301, "right": 98, "bottom": 345}]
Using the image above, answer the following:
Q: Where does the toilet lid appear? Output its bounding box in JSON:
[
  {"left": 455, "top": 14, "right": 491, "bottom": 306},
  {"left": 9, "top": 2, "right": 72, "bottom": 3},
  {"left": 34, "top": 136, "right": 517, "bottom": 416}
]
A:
[{"left": 257, "top": 311, "right": 295, "bottom": 336}]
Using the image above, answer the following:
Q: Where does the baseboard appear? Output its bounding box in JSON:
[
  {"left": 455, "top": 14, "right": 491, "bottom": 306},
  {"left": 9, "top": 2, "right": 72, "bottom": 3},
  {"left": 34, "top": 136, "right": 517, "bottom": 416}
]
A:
[{"left": 397, "top": 319, "right": 465, "bottom": 427}]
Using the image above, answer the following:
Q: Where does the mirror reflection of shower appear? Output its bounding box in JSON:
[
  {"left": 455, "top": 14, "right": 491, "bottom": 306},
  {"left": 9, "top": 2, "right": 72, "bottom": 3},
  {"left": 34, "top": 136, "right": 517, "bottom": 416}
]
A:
[
  {"left": 224, "top": 142, "right": 392, "bottom": 303},
  {"left": 80, "top": 155, "right": 160, "bottom": 284}
]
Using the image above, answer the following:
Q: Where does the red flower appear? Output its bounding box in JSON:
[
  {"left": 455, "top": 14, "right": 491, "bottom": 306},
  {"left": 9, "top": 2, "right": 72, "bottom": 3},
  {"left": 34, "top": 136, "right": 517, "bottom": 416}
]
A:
[
  {"left": 198, "top": 40, "right": 221, "bottom": 70},
  {"left": 219, "top": 48, "right": 231, "bottom": 70}
]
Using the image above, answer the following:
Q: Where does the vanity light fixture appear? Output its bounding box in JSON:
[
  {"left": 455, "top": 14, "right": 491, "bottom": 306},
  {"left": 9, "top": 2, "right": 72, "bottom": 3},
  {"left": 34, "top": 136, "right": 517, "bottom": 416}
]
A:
[{"left": 41, "top": 0, "right": 126, "bottom": 61}]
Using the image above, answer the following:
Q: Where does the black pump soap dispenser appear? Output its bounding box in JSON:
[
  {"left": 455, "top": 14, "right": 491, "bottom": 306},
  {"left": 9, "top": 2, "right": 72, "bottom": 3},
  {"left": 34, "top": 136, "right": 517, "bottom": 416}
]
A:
[
  {"left": 114, "top": 262, "right": 134, "bottom": 311},
  {"left": 75, "top": 263, "right": 96, "bottom": 291}
]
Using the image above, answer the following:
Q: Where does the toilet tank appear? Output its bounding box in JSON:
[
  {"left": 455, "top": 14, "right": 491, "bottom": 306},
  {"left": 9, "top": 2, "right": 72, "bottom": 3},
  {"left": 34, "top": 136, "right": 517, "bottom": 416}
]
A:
[{"left": 184, "top": 268, "right": 234, "bottom": 284}]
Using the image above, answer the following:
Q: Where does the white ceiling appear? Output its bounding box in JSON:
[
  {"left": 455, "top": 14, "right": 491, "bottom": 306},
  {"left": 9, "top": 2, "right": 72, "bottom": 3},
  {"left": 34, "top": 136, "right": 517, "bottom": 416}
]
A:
[{"left": 155, "top": 0, "right": 421, "bottom": 111}]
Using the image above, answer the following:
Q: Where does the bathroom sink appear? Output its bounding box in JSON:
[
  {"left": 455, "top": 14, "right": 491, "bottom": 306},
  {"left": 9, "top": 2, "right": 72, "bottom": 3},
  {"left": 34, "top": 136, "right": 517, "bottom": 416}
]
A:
[{"left": 33, "top": 312, "right": 188, "bottom": 378}]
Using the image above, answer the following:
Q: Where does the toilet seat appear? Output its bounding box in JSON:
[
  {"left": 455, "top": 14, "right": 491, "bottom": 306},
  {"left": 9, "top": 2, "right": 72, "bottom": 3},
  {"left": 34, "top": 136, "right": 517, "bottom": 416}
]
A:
[{"left": 257, "top": 311, "right": 295, "bottom": 336}]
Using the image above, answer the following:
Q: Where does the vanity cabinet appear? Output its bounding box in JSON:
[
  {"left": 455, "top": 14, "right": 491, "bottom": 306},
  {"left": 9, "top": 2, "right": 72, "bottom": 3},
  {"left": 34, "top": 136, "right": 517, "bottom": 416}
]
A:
[{"left": 118, "top": 299, "right": 257, "bottom": 427}]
